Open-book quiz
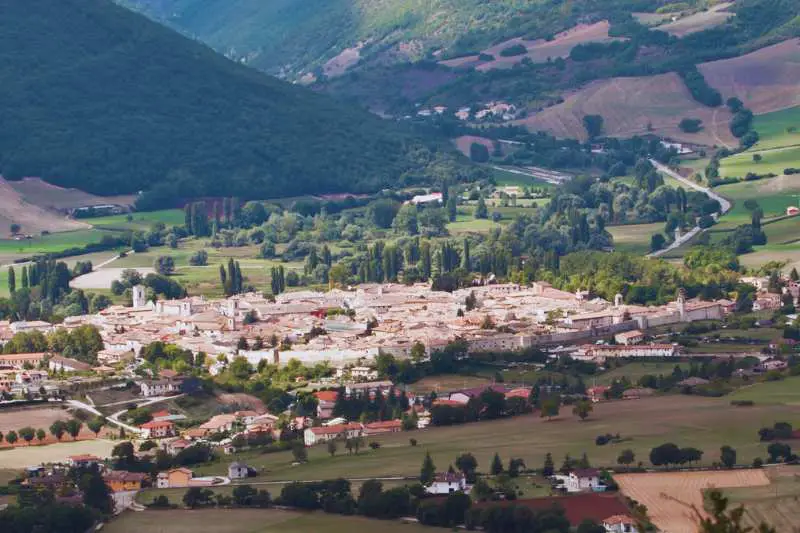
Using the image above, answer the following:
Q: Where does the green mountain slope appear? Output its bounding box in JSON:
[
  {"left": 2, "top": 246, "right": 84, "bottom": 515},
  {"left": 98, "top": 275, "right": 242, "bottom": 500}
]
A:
[{"left": 0, "top": 0, "right": 457, "bottom": 200}]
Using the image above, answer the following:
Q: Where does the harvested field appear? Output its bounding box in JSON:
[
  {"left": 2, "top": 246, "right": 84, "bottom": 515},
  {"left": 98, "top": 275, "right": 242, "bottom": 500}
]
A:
[
  {"left": 441, "top": 21, "right": 621, "bottom": 70},
  {"left": 0, "top": 439, "right": 116, "bottom": 468},
  {"left": 0, "top": 178, "right": 89, "bottom": 236},
  {"left": 0, "top": 407, "right": 70, "bottom": 433},
  {"left": 699, "top": 38, "right": 800, "bottom": 116},
  {"left": 657, "top": 3, "right": 735, "bottom": 37},
  {"left": 520, "top": 39, "right": 800, "bottom": 145},
  {"left": 615, "top": 469, "right": 771, "bottom": 533},
  {"left": 69, "top": 267, "right": 154, "bottom": 290},
  {"left": 517, "top": 72, "right": 736, "bottom": 145},
  {"left": 8, "top": 177, "right": 136, "bottom": 211}
]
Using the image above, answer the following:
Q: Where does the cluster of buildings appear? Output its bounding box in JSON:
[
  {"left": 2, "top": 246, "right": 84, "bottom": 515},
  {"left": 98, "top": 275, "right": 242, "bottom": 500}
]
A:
[{"left": 0, "top": 281, "right": 738, "bottom": 398}]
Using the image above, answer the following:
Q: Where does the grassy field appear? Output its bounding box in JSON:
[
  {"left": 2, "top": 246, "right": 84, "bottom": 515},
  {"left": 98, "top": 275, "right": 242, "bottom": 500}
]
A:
[
  {"left": 491, "top": 167, "right": 554, "bottom": 188},
  {"left": 105, "top": 509, "right": 433, "bottom": 533},
  {"left": 87, "top": 209, "right": 184, "bottom": 231},
  {"left": 726, "top": 376, "right": 800, "bottom": 405},
  {"left": 0, "top": 229, "right": 117, "bottom": 261},
  {"left": 185, "top": 395, "right": 800, "bottom": 484},
  {"left": 593, "top": 362, "right": 690, "bottom": 386},
  {"left": 747, "top": 106, "right": 800, "bottom": 151},
  {"left": 608, "top": 223, "right": 664, "bottom": 254},
  {"left": 714, "top": 177, "right": 799, "bottom": 223},
  {"left": 721, "top": 146, "right": 800, "bottom": 179}
]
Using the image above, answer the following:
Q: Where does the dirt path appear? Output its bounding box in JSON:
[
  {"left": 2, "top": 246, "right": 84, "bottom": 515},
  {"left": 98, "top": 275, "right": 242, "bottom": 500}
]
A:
[{"left": 712, "top": 108, "right": 734, "bottom": 150}]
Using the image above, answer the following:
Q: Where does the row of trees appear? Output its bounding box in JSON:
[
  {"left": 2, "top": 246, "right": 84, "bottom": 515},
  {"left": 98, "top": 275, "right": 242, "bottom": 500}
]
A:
[{"left": 0, "top": 419, "right": 105, "bottom": 447}]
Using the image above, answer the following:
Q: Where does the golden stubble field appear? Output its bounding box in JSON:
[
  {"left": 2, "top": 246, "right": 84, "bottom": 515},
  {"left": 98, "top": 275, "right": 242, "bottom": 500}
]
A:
[{"left": 615, "top": 469, "right": 771, "bottom": 533}]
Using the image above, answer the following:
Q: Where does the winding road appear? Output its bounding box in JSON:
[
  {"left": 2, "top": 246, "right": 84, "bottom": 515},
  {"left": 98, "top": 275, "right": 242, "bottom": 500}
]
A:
[{"left": 647, "top": 159, "right": 732, "bottom": 258}]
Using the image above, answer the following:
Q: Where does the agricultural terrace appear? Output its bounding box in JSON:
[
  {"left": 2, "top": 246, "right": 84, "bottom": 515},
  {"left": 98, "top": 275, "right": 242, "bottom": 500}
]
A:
[{"left": 186, "top": 395, "right": 799, "bottom": 483}]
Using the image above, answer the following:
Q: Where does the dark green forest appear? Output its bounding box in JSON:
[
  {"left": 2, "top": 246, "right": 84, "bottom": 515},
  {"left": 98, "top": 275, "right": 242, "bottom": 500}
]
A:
[{"left": 0, "top": 0, "right": 464, "bottom": 202}]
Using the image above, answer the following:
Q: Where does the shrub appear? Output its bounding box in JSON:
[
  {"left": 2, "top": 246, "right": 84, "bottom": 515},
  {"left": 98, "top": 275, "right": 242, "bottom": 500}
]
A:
[
  {"left": 409, "top": 438, "right": 418, "bottom": 447},
  {"left": 679, "top": 118, "right": 703, "bottom": 133},
  {"left": 730, "top": 400, "right": 754, "bottom": 407},
  {"left": 188, "top": 250, "right": 208, "bottom": 266},
  {"left": 499, "top": 44, "right": 527, "bottom": 57}
]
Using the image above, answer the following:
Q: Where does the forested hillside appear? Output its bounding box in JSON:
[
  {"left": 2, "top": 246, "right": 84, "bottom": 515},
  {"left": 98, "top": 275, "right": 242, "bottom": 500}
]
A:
[
  {"left": 0, "top": 0, "right": 465, "bottom": 203},
  {"left": 117, "top": 0, "right": 696, "bottom": 76}
]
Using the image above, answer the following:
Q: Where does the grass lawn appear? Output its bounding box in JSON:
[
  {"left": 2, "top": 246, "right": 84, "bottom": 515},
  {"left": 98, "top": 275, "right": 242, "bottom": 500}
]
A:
[
  {"left": 593, "top": 362, "right": 690, "bottom": 386},
  {"left": 86, "top": 209, "right": 185, "bottom": 231},
  {"left": 608, "top": 223, "right": 664, "bottom": 254},
  {"left": 188, "top": 395, "right": 800, "bottom": 483},
  {"left": 726, "top": 376, "right": 800, "bottom": 405},
  {"left": 406, "top": 373, "right": 493, "bottom": 394},
  {"left": 105, "top": 509, "right": 433, "bottom": 533}
]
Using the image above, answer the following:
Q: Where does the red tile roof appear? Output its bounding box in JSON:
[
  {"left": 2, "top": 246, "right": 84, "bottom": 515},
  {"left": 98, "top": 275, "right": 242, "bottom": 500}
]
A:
[{"left": 314, "top": 390, "right": 339, "bottom": 402}]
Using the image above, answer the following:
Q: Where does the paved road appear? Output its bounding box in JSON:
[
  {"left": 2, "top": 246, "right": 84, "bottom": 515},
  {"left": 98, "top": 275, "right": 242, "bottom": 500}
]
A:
[
  {"left": 68, "top": 394, "right": 184, "bottom": 436},
  {"left": 647, "top": 159, "right": 732, "bottom": 258}
]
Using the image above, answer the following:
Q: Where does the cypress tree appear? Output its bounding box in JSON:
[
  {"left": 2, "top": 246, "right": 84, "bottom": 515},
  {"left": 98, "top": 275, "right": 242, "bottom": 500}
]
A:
[
  {"left": 21, "top": 265, "right": 28, "bottom": 289},
  {"left": 462, "top": 239, "right": 470, "bottom": 270},
  {"left": 7, "top": 267, "right": 15, "bottom": 293},
  {"left": 420, "top": 452, "right": 436, "bottom": 484}
]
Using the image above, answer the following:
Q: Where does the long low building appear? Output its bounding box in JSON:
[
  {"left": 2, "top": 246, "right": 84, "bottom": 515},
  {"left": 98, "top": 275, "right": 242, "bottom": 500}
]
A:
[{"left": 577, "top": 344, "right": 679, "bottom": 361}]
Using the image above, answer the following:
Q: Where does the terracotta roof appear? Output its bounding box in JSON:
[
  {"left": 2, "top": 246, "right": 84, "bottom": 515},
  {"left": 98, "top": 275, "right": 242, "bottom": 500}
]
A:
[
  {"left": 310, "top": 423, "right": 362, "bottom": 435},
  {"left": 140, "top": 420, "right": 174, "bottom": 429},
  {"left": 604, "top": 514, "right": 636, "bottom": 525},
  {"left": 104, "top": 470, "right": 148, "bottom": 482},
  {"left": 314, "top": 390, "right": 339, "bottom": 402},
  {"left": 363, "top": 419, "right": 402, "bottom": 430}
]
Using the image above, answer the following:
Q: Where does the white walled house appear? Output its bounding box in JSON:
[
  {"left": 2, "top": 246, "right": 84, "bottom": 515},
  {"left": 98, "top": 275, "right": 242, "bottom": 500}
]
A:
[
  {"left": 425, "top": 472, "right": 467, "bottom": 495},
  {"left": 565, "top": 469, "right": 605, "bottom": 493}
]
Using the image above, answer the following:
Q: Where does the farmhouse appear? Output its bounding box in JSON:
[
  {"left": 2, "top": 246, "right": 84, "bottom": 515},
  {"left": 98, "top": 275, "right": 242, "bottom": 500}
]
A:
[
  {"left": 426, "top": 472, "right": 467, "bottom": 495},
  {"left": 104, "top": 470, "right": 149, "bottom": 492},
  {"left": 198, "top": 414, "right": 237, "bottom": 435},
  {"left": 139, "top": 420, "right": 175, "bottom": 439},
  {"left": 603, "top": 514, "right": 639, "bottom": 533},
  {"left": 68, "top": 454, "right": 101, "bottom": 468},
  {"left": 564, "top": 469, "right": 605, "bottom": 493},
  {"left": 228, "top": 461, "right": 252, "bottom": 480},
  {"left": 138, "top": 379, "right": 180, "bottom": 397},
  {"left": 614, "top": 330, "right": 644, "bottom": 345},
  {"left": 156, "top": 467, "right": 193, "bottom": 488},
  {"left": 303, "top": 422, "right": 363, "bottom": 446},
  {"left": 362, "top": 419, "right": 403, "bottom": 436}
]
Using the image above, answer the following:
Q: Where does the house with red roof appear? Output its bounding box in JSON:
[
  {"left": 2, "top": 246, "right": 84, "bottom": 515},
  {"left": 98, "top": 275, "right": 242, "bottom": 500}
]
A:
[
  {"left": 303, "top": 422, "right": 362, "bottom": 446},
  {"left": 362, "top": 419, "right": 402, "bottom": 436},
  {"left": 140, "top": 420, "right": 175, "bottom": 439}
]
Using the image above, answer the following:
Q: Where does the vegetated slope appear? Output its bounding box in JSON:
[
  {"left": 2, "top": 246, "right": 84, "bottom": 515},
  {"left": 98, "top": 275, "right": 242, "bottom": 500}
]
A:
[
  {"left": 518, "top": 39, "right": 800, "bottom": 145},
  {"left": 116, "top": 0, "right": 695, "bottom": 78},
  {"left": 0, "top": 0, "right": 456, "bottom": 201}
]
